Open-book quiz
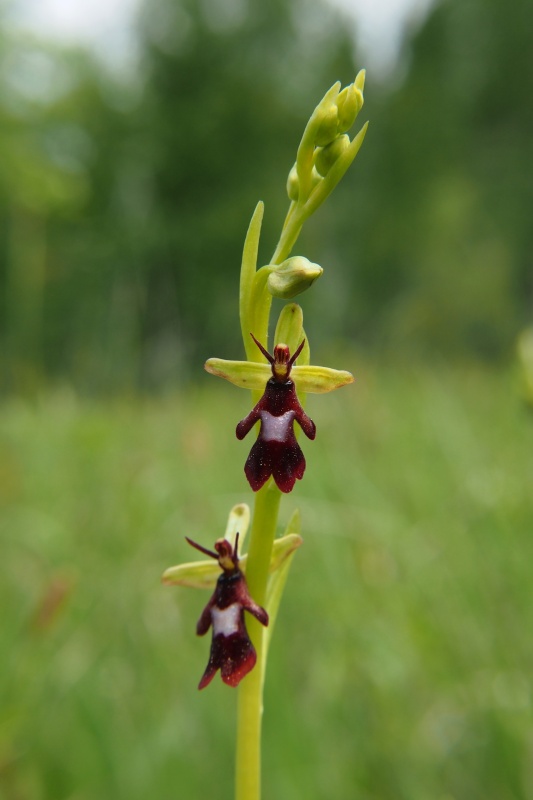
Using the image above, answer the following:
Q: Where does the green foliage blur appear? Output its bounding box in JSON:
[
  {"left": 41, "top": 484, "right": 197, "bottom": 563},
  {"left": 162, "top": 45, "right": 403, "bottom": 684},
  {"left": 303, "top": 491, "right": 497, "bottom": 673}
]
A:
[
  {"left": 1, "top": 0, "right": 532, "bottom": 396},
  {"left": 2, "top": 2, "right": 533, "bottom": 798},
  {"left": 2, "top": 365, "right": 533, "bottom": 799}
]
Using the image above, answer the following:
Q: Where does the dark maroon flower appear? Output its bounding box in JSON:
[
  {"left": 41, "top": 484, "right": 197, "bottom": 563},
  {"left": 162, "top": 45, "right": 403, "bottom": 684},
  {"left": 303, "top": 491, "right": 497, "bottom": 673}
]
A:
[
  {"left": 236, "top": 335, "right": 316, "bottom": 493},
  {"left": 186, "top": 534, "right": 269, "bottom": 690}
]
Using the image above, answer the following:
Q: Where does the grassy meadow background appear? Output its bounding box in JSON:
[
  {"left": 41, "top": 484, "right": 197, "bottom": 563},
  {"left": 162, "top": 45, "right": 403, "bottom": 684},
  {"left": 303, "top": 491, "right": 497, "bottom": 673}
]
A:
[
  {"left": 2, "top": 0, "right": 533, "bottom": 796},
  {"left": 2, "top": 362, "right": 533, "bottom": 799}
]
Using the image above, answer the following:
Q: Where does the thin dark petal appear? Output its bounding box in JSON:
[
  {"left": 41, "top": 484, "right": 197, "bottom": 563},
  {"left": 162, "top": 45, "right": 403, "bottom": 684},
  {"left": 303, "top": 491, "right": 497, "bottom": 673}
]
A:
[
  {"left": 196, "top": 602, "right": 213, "bottom": 636},
  {"left": 243, "top": 601, "right": 269, "bottom": 627},
  {"left": 295, "top": 407, "right": 316, "bottom": 440},
  {"left": 236, "top": 405, "right": 261, "bottom": 440}
]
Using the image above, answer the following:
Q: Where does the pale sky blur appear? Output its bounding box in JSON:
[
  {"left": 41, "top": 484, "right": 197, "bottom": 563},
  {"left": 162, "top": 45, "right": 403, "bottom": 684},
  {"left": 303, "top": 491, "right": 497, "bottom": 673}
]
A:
[{"left": 8, "top": 0, "right": 435, "bottom": 76}]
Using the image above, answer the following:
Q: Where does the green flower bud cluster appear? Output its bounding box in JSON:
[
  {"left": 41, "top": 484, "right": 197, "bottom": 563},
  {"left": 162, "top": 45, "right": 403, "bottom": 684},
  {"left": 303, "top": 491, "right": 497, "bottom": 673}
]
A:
[
  {"left": 314, "top": 70, "right": 364, "bottom": 146},
  {"left": 286, "top": 70, "right": 368, "bottom": 213},
  {"left": 235, "top": 74, "right": 369, "bottom": 364}
]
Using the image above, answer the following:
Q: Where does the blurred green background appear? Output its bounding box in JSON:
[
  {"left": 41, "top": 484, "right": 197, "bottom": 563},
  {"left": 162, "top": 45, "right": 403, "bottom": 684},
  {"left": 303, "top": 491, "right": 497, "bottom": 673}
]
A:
[{"left": 1, "top": 0, "right": 533, "bottom": 797}]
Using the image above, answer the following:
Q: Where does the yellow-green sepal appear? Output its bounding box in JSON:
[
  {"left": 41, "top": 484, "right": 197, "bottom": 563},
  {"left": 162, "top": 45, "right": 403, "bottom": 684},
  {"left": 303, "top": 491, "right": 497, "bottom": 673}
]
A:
[
  {"left": 162, "top": 558, "right": 222, "bottom": 589},
  {"left": 162, "top": 503, "right": 251, "bottom": 588},
  {"left": 204, "top": 357, "right": 271, "bottom": 390},
  {"left": 274, "top": 303, "right": 307, "bottom": 362},
  {"left": 205, "top": 356, "right": 353, "bottom": 393},
  {"left": 291, "top": 364, "right": 354, "bottom": 392},
  {"left": 162, "top": 522, "right": 302, "bottom": 591}
]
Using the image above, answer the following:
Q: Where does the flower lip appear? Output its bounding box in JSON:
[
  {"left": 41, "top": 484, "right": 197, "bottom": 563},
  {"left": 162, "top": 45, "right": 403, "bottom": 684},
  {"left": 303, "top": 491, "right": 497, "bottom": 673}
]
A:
[
  {"left": 250, "top": 333, "right": 305, "bottom": 383},
  {"left": 185, "top": 531, "right": 269, "bottom": 689}
]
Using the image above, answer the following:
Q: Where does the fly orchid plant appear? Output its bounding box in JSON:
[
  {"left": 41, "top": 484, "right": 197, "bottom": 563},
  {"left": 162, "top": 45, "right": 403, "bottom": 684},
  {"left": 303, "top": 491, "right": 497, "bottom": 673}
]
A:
[{"left": 163, "top": 71, "right": 368, "bottom": 800}]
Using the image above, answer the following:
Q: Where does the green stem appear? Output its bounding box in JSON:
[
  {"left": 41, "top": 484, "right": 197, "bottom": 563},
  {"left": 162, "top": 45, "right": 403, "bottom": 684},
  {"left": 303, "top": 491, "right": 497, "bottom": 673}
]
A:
[
  {"left": 235, "top": 482, "right": 282, "bottom": 800},
  {"left": 270, "top": 204, "right": 306, "bottom": 264}
]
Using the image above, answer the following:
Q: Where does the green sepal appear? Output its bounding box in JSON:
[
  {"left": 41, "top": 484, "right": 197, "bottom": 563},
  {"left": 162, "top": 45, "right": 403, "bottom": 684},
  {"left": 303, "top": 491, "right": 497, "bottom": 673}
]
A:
[
  {"left": 205, "top": 357, "right": 271, "bottom": 389},
  {"left": 162, "top": 503, "right": 250, "bottom": 588},
  {"left": 162, "top": 530, "right": 302, "bottom": 590},
  {"left": 205, "top": 357, "right": 353, "bottom": 393},
  {"left": 223, "top": 502, "right": 251, "bottom": 547},
  {"left": 274, "top": 303, "right": 305, "bottom": 360},
  {"left": 162, "top": 558, "right": 223, "bottom": 589},
  {"left": 291, "top": 364, "right": 354, "bottom": 392}
]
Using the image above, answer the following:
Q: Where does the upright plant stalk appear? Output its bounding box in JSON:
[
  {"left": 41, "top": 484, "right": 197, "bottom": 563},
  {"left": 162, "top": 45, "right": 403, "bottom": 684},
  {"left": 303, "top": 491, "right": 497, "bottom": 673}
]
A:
[
  {"left": 236, "top": 484, "right": 281, "bottom": 800},
  {"left": 163, "top": 71, "right": 368, "bottom": 800}
]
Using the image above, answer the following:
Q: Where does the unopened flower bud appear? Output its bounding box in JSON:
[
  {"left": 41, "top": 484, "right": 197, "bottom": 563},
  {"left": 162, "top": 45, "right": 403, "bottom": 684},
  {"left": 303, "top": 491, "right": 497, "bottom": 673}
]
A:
[
  {"left": 310, "top": 166, "right": 322, "bottom": 190},
  {"left": 287, "top": 164, "right": 299, "bottom": 201},
  {"left": 336, "top": 70, "right": 365, "bottom": 133},
  {"left": 267, "top": 257, "right": 323, "bottom": 299},
  {"left": 315, "top": 104, "right": 339, "bottom": 147},
  {"left": 315, "top": 134, "right": 350, "bottom": 177}
]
